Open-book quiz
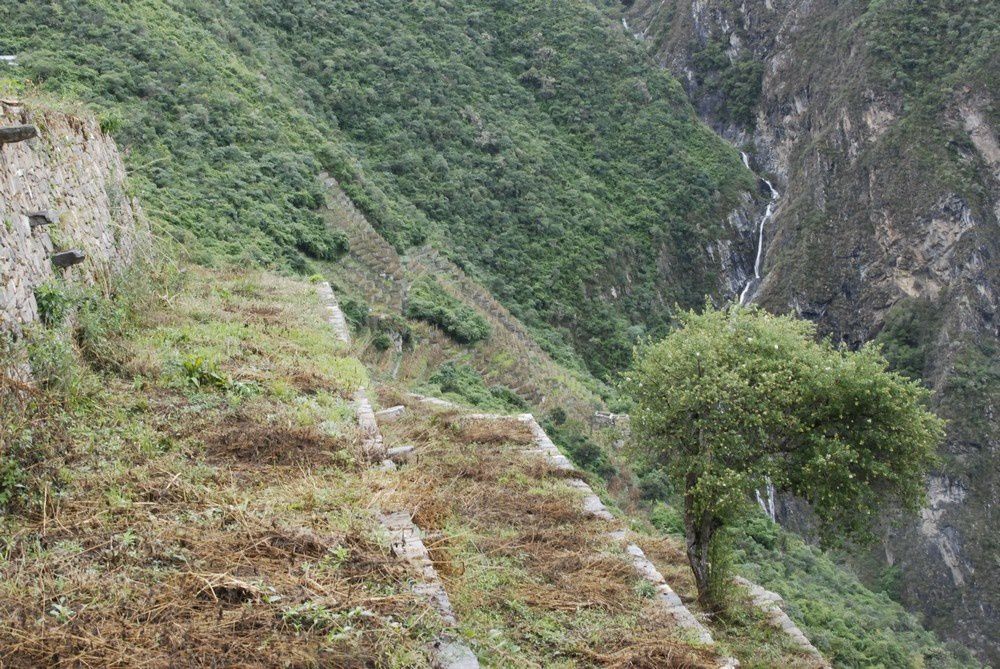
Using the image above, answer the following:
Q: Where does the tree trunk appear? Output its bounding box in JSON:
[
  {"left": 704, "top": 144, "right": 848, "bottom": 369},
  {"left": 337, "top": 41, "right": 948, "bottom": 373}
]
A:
[{"left": 684, "top": 472, "right": 716, "bottom": 609}]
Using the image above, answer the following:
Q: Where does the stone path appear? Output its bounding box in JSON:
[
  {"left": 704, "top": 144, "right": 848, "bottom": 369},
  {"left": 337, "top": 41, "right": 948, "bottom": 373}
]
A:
[
  {"left": 316, "top": 283, "right": 478, "bottom": 668},
  {"left": 733, "top": 576, "right": 829, "bottom": 667},
  {"left": 436, "top": 400, "right": 827, "bottom": 666},
  {"left": 381, "top": 511, "right": 479, "bottom": 669}
]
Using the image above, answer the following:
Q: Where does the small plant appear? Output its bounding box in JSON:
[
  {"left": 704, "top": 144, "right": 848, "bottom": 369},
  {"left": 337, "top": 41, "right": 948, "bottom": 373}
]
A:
[
  {"left": 0, "top": 452, "right": 28, "bottom": 512},
  {"left": 178, "top": 355, "right": 259, "bottom": 396},
  {"left": 635, "top": 579, "right": 657, "bottom": 599},
  {"left": 34, "top": 281, "right": 74, "bottom": 327},
  {"left": 318, "top": 545, "right": 351, "bottom": 571},
  {"left": 180, "top": 355, "right": 228, "bottom": 389},
  {"left": 48, "top": 598, "right": 76, "bottom": 624}
]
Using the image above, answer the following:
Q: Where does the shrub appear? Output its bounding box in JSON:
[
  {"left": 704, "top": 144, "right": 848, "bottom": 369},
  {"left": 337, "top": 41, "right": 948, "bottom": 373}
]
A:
[
  {"left": 488, "top": 384, "right": 528, "bottom": 409},
  {"left": 372, "top": 332, "right": 392, "bottom": 351},
  {"left": 649, "top": 502, "right": 685, "bottom": 536},
  {"left": 339, "top": 297, "right": 369, "bottom": 328},
  {"left": 544, "top": 420, "right": 615, "bottom": 480},
  {"left": 405, "top": 276, "right": 490, "bottom": 344},
  {"left": 34, "top": 281, "right": 74, "bottom": 327}
]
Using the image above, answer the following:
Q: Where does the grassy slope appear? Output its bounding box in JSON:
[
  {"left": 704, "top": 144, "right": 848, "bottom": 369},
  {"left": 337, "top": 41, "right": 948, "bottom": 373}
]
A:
[
  {"left": 0, "top": 0, "right": 754, "bottom": 378},
  {"left": 0, "top": 232, "right": 974, "bottom": 666},
  {"left": 325, "top": 189, "right": 976, "bottom": 668},
  {"left": 0, "top": 261, "right": 728, "bottom": 667}
]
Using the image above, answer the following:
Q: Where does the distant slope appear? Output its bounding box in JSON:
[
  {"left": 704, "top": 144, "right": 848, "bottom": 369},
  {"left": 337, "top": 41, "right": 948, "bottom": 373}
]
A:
[
  {"left": 600, "top": 0, "right": 1000, "bottom": 661},
  {"left": 1, "top": 0, "right": 756, "bottom": 378}
]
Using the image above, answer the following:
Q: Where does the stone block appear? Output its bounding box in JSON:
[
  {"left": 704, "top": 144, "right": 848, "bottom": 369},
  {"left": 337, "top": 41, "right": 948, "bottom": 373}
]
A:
[
  {"left": 376, "top": 405, "right": 406, "bottom": 422},
  {"left": 51, "top": 250, "right": 85, "bottom": 268},
  {"left": 0, "top": 125, "right": 36, "bottom": 144},
  {"left": 27, "top": 210, "right": 58, "bottom": 228}
]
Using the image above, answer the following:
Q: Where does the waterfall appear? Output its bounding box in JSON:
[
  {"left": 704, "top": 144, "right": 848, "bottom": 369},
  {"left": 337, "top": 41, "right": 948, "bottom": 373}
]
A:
[
  {"left": 740, "top": 151, "right": 780, "bottom": 522},
  {"left": 738, "top": 154, "right": 780, "bottom": 306}
]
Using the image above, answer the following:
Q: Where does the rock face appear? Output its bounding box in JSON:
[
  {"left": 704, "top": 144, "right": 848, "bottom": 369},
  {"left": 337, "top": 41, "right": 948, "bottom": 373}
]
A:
[
  {"left": 615, "top": 0, "right": 999, "bottom": 662},
  {"left": 1, "top": 100, "right": 145, "bottom": 338}
]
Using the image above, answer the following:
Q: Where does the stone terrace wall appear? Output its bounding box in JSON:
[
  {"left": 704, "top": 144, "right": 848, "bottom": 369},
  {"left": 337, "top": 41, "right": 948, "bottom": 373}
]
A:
[{"left": 1, "top": 99, "right": 144, "bottom": 337}]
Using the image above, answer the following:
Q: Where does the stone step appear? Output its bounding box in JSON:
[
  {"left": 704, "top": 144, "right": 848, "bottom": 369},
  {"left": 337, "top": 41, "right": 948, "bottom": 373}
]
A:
[
  {"left": 0, "top": 124, "right": 36, "bottom": 144},
  {"left": 381, "top": 511, "right": 479, "bottom": 669},
  {"left": 316, "top": 287, "right": 476, "bottom": 667},
  {"left": 375, "top": 405, "right": 406, "bottom": 422}
]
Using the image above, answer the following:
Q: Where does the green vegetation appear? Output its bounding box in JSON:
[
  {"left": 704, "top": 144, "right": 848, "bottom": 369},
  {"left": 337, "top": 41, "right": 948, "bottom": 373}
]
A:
[
  {"left": 420, "top": 361, "right": 524, "bottom": 411},
  {"left": 1, "top": 0, "right": 753, "bottom": 377},
  {"left": 691, "top": 40, "right": 764, "bottom": 127},
  {"left": 405, "top": 277, "right": 491, "bottom": 344},
  {"left": 33, "top": 281, "right": 74, "bottom": 327},
  {"left": 875, "top": 298, "right": 942, "bottom": 379},
  {"left": 733, "top": 517, "right": 979, "bottom": 668},
  {"left": 865, "top": 0, "right": 997, "bottom": 107},
  {"left": 627, "top": 305, "right": 943, "bottom": 607}
]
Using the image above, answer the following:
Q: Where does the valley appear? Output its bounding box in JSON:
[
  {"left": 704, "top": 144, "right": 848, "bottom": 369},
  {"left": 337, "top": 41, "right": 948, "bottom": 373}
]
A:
[{"left": 2, "top": 0, "right": 997, "bottom": 666}]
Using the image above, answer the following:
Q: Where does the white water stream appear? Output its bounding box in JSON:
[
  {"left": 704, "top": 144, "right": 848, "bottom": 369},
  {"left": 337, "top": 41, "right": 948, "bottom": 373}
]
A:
[
  {"left": 738, "top": 152, "right": 780, "bottom": 307},
  {"left": 739, "top": 151, "right": 781, "bottom": 522}
]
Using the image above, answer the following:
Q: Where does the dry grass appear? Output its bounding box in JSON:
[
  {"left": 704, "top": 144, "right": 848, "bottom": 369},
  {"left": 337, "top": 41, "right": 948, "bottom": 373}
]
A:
[
  {"left": 202, "top": 411, "right": 348, "bottom": 466},
  {"left": 0, "top": 268, "right": 432, "bottom": 667},
  {"left": 445, "top": 415, "right": 535, "bottom": 445},
  {"left": 376, "top": 409, "right": 726, "bottom": 667}
]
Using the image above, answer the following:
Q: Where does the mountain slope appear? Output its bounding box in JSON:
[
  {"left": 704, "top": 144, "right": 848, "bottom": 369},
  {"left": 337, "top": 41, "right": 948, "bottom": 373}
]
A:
[
  {"left": 602, "top": 0, "right": 999, "bottom": 661},
  {"left": 1, "top": 0, "right": 760, "bottom": 378}
]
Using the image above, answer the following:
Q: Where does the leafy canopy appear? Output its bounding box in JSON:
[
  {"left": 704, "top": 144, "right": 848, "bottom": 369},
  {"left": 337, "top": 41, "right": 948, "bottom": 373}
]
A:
[{"left": 627, "top": 304, "right": 943, "bottom": 542}]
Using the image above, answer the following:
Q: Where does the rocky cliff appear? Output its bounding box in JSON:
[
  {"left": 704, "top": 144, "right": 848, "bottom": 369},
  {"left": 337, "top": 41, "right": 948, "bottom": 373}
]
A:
[
  {"left": 608, "top": 0, "right": 999, "bottom": 661},
  {"left": 1, "top": 99, "right": 144, "bottom": 340}
]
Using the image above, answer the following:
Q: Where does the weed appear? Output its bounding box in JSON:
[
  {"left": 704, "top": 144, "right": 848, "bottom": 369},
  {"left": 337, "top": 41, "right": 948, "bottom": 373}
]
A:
[
  {"left": 34, "top": 281, "right": 74, "bottom": 327},
  {"left": 180, "top": 355, "right": 228, "bottom": 389}
]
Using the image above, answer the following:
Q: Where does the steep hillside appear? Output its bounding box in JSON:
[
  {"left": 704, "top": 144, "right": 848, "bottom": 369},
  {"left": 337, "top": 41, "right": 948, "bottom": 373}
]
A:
[
  {"left": 602, "top": 0, "right": 999, "bottom": 661},
  {"left": 2, "top": 96, "right": 976, "bottom": 665},
  {"left": 1, "top": 0, "right": 762, "bottom": 378}
]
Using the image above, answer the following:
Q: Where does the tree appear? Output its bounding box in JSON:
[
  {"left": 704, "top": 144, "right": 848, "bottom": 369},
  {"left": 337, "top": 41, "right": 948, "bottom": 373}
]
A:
[{"left": 625, "top": 304, "right": 943, "bottom": 608}]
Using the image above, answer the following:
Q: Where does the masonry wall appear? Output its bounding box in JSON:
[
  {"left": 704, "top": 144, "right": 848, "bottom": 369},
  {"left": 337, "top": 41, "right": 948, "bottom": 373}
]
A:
[{"left": 0, "top": 99, "right": 145, "bottom": 337}]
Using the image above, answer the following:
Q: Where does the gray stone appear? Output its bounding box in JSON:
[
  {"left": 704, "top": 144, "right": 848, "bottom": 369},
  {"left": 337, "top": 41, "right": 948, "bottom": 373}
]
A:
[
  {"left": 376, "top": 404, "right": 406, "bottom": 422},
  {"left": 432, "top": 637, "right": 480, "bottom": 669},
  {"left": 387, "top": 445, "right": 415, "bottom": 463},
  {"left": 51, "top": 250, "right": 85, "bottom": 268},
  {"left": 27, "top": 210, "right": 58, "bottom": 228},
  {"left": 0, "top": 125, "right": 36, "bottom": 144}
]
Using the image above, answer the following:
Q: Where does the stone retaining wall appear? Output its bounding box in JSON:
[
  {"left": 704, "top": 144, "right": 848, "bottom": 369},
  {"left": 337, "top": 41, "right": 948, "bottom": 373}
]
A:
[{"left": 1, "top": 100, "right": 144, "bottom": 338}]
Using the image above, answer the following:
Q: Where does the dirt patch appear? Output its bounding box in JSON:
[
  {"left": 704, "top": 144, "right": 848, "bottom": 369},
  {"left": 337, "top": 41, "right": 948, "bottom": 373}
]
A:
[{"left": 204, "top": 412, "right": 346, "bottom": 466}]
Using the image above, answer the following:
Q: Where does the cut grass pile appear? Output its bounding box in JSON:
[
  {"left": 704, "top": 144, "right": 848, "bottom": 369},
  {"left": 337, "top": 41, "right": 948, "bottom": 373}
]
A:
[
  {"left": 377, "top": 406, "right": 724, "bottom": 668},
  {"left": 0, "top": 266, "right": 435, "bottom": 667}
]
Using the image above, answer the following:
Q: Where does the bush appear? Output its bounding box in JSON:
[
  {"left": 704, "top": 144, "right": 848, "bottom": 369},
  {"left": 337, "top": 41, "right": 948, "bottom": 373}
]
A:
[
  {"left": 489, "top": 384, "right": 528, "bottom": 409},
  {"left": 34, "top": 281, "right": 74, "bottom": 327},
  {"left": 405, "top": 276, "right": 490, "bottom": 344},
  {"left": 372, "top": 332, "right": 392, "bottom": 351},
  {"left": 339, "top": 297, "right": 369, "bottom": 328},
  {"left": 649, "top": 502, "right": 685, "bottom": 536},
  {"left": 544, "top": 420, "right": 615, "bottom": 480},
  {"left": 637, "top": 467, "right": 673, "bottom": 500}
]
